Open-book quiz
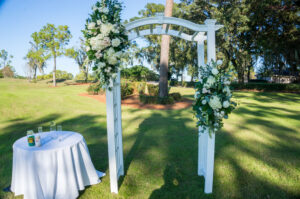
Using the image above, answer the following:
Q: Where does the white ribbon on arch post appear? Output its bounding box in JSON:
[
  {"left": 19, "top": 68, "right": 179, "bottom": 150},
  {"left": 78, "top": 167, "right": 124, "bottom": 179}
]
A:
[{"left": 105, "top": 17, "right": 223, "bottom": 194}]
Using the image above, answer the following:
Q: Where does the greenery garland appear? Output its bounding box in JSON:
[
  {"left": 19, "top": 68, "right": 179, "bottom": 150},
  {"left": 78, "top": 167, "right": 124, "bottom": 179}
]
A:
[
  {"left": 193, "top": 61, "right": 237, "bottom": 134},
  {"left": 83, "top": 0, "right": 129, "bottom": 88}
]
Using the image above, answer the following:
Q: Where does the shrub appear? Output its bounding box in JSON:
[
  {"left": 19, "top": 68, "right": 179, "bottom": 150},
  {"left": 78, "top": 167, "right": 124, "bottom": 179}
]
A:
[
  {"left": 0, "top": 70, "right": 3, "bottom": 78},
  {"left": 230, "top": 83, "right": 300, "bottom": 92},
  {"left": 121, "top": 82, "right": 134, "bottom": 99},
  {"left": 169, "top": 92, "right": 182, "bottom": 101},
  {"left": 139, "top": 95, "right": 175, "bottom": 105},
  {"left": 87, "top": 83, "right": 104, "bottom": 95},
  {"left": 147, "top": 84, "right": 159, "bottom": 96}
]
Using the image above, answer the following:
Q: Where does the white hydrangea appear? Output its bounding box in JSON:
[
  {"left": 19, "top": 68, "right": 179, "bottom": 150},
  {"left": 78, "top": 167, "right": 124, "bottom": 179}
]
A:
[
  {"left": 101, "top": 23, "right": 114, "bottom": 36},
  {"left": 209, "top": 95, "right": 222, "bottom": 110},
  {"left": 212, "top": 68, "right": 219, "bottom": 75},
  {"left": 223, "top": 101, "right": 230, "bottom": 108},
  {"left": 90, "top": 36, "right": 111, "bottom": 51},
  {"left": 88, "top": 22, "right": 96, "bottom": 30},
  {"left": 111, "top": 38, "right": 121, "bottom": 47}
]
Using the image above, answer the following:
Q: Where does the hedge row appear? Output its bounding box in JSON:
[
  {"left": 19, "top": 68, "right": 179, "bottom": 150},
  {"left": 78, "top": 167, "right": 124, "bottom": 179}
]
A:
[
  {"left": 230, "top": 83, "right": 300, "bottom": 92},
  {"left": 170, "top": 80, "right": 300, "bottom": 92}
]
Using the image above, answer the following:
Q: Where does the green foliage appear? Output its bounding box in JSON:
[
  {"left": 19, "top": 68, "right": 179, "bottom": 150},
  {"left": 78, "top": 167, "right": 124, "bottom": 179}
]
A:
[
  {"left": 147, "top": 84, "right": 159, "bottom": 96},
  {"left": 87, "top": 83, "right": 104, "bottom": 95},
  {"left": 231, "top": 83, "right": 300, "bottom": 92},
  {"left": 139, "top": 95, "right": 175, "bottom": 105},
  {"left": 121, "top": 65, "right": 159, "bottom": 82},
  {"left": 37, "top": 23, "right": 72, "bottom": 86},
  {"left": 37, "top": 70, "right": 73, "bottom": 81},
  {"left": 0, "top": 66, "right": 15, "bottom": 78},
  {"left": 74, "top": 72, "right": 96, "bottom": 82},
  {"left": 169, "top": 92, "right": 182, "bottom": 101},
  {"left": 0, "top": 49, "right": 13, "bottom": 69},
  {"left": 121, "top": 82, "right": 134, "bottom": 99},
  {"left": 66, "top": 38, "right": 91, "bottom": 83},
  {"left": 0, "top": 70, "right": 3, "bottom": 78}
]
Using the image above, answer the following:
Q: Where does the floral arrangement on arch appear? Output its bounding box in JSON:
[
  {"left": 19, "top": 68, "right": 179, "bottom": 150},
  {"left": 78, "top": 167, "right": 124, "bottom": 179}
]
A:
[
  {"left": 83, "top": 0, "right": 128, "bottom": 88},
  {"left": 193, "top": 61, "right": 237, "bottom": 134}
]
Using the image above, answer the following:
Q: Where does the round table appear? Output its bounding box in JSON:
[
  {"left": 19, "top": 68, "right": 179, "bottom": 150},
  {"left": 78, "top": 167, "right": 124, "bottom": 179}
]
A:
[{"left": 11, "top": 131, "right": 105, "bottom": 199}]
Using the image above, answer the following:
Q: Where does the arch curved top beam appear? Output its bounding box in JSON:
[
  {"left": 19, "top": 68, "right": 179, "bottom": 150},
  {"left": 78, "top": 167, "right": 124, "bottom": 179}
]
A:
[{"left": 124, "top": 16, "right": 223, "bottom": 33}]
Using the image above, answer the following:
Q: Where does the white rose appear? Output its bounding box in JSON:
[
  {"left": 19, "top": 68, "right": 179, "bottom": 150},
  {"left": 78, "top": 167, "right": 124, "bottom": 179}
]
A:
[
  {"left": 92, "top": 6, "right": 97, "bottom": 11},
  {"left": 95, "top": 51, "right": 103, "bottom": 59},
  {"left": 97, "top": 20, "right": 102, "bottom": 25},
  {"left": 212, "top": 68, "right": 218, "bottom": 75},
  {"left": 209, "top": 96, "right": 222, "bottom": 110},
  {"left": 88, "top": 22, "right": 96, "bottom": 30},
  {"left": 202, "top": 100, "right": 207, "bottom": 105},
  {"left": 112, "top": 73, "right": 117, "bottom": 79},
  {"left": 111, "top": 38, "right": 121, "bottom": 47},
  {"left": 115, "top": 51, "right": 123, "bottom": 58},
  {"left": 98, "top": 62, "right": 106, "bottom": 68},
  {"left": 223, "top": 101, "right": 230, "bottom": 108},
  {"left": 206, "top": 76, "right": 215, "bottom": 88},
  {"left": 108, "top": 56, "right": 118, "bottom": 65},
  {"left": 99, "top": 7, "right": 109, "bottom": 14},
  {"left": 202, "top": 87, "right": 208, "bottom": 93},
  {"left": 107, "top": 47, "right": 115, "bottom": 57}
]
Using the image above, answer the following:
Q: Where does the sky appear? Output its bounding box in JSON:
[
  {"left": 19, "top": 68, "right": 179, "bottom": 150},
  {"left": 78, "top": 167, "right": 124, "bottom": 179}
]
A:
[{"left": 0, "top": 0, "right": 182, "bottom": 77}]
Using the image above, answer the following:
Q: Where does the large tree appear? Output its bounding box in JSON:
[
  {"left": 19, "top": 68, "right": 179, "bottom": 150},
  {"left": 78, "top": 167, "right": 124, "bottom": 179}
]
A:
[
  {"left": 66, "top": 38, "right": 91, "bottom": 83},
  {"left": 159, "top": 0, "right": 174, "bottom": 98},
  {"left": 0, "top": 49, "right": 13, "bottom": 69},
  {"left": 38, "top": 24, "right": 72, "bottom": 86},
  {"left": 25, "top": 32, "right": 49, "bottom": 80}
]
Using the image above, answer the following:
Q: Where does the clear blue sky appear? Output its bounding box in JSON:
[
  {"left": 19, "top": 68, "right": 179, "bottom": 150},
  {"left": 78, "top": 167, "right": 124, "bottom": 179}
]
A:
[{"left": 0, "top": 0, "right": 180, "bottom": 77}]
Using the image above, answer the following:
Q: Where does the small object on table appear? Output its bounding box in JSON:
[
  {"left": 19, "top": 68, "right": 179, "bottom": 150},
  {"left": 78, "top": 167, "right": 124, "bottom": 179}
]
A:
[
  {"left": 26, "top": 130, "right": 35, "bottom": 147},
  {"left": 38, "top": 126, "right": 43, "bottom": 133},
  {"left": 35, "top": 135, "right": 41, "bottom": 147},
  {"left": 57, "top": 125, "right": 62, "bottom": 131}
]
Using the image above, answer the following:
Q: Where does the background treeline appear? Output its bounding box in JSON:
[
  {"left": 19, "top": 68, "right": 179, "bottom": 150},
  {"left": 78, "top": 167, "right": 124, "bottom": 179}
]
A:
[{"left": 127, "top": 0, "right": 299, "bottom": 83}]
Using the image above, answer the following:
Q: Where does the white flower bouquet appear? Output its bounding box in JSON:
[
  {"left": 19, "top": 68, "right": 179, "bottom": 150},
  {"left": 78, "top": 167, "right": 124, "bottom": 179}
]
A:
[
  {"left": 193, "top": 61, "right": 236, "bottom": 134},
  {"left": 83, "top": 0, "right": 128, "bottom": 88}
]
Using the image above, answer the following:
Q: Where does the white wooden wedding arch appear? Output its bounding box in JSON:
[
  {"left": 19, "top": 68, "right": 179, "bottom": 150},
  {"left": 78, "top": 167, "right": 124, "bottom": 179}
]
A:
[{"left": 105, "top": 15, "right": 223, "bottom": 194}]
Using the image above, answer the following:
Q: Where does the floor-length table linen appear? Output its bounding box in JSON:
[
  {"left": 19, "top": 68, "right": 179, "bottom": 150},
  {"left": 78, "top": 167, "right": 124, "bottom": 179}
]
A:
[{"left": 11, "top": 131, "right": 105, "bottom": 199}]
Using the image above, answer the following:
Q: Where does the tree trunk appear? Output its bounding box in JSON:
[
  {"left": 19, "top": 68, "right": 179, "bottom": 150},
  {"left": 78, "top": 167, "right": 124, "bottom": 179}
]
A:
[
  {"left": 53, "top": 55, "right": 56, "bottom": 87},
  {"left": 247, "top": 65, "right": 251, "bottom": 82},
  {"left": 159, "top": 0, "right": 173, "bottom": 98},
  {"left": 34, "top": 65, "right": 37, "bottom": 80}
]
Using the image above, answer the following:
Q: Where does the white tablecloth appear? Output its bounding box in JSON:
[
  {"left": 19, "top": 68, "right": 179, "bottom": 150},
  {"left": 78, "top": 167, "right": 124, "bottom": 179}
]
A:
[{"left": 11, "top": 131, "right": 105, "bottom": 199}]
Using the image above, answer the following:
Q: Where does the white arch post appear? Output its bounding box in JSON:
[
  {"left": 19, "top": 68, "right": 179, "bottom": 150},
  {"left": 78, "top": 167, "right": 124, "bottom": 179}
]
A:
[
  {"left": 105, "top": 16, "right": 222, "bottom": 194},
  {"left": 197, "top": 19, "right": 218, "bottom": 194}
]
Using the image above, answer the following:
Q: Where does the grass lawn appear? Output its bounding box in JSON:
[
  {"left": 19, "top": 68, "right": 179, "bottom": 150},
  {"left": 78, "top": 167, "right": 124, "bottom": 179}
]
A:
[{"left": 0, "top": 79, "right": 300, "bottom": 199}]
